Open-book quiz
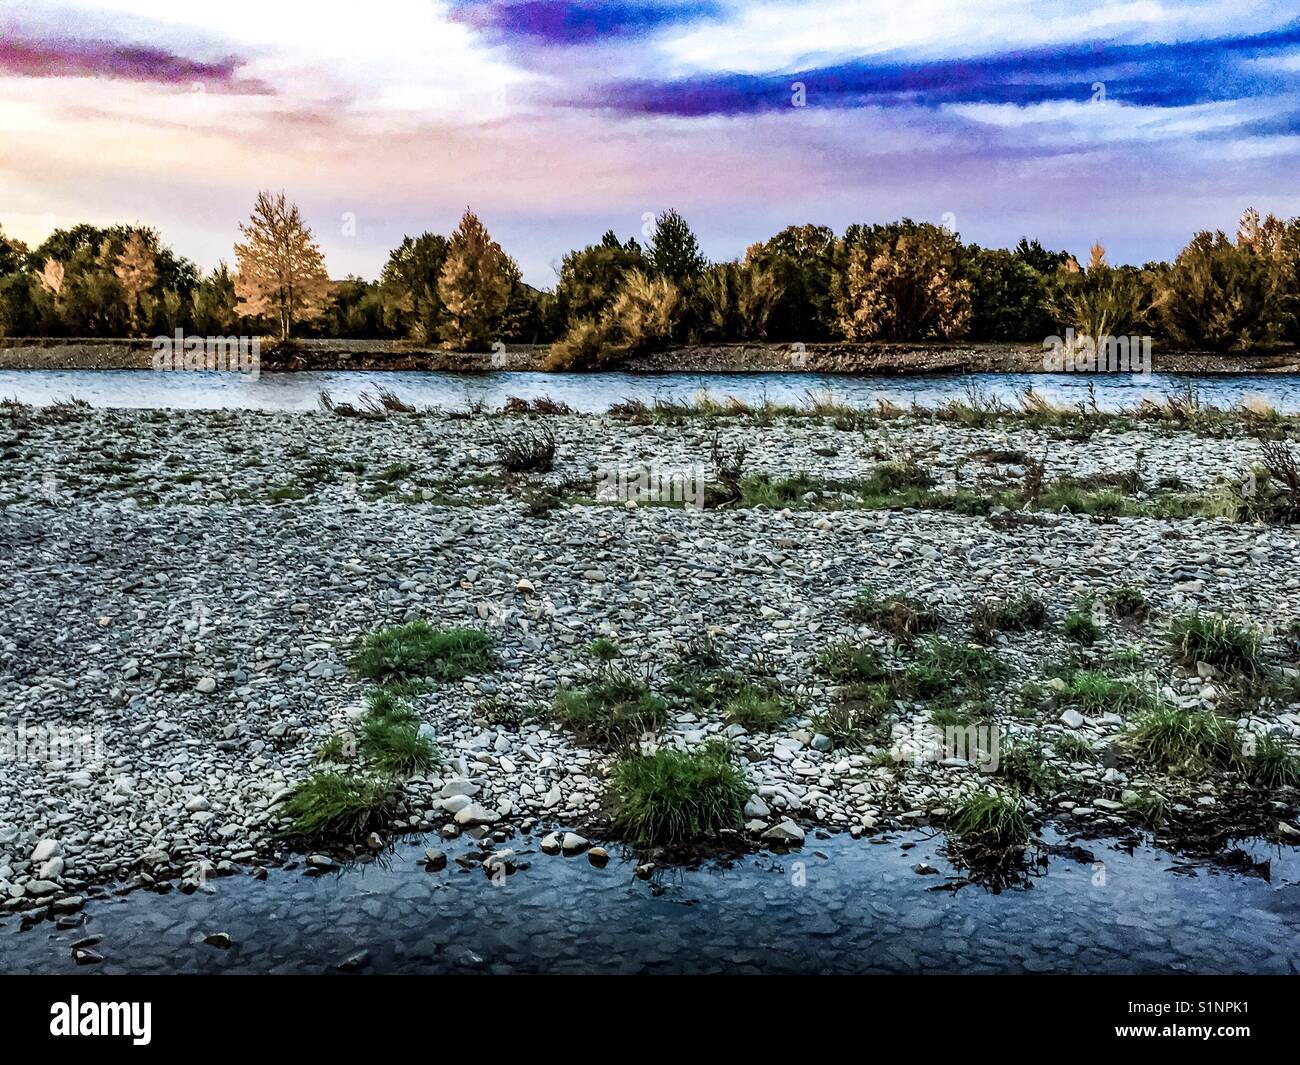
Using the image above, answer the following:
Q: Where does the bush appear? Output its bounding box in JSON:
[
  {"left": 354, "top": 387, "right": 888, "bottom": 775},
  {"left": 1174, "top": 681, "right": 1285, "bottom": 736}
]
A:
[
  {"left": 997, "top": 742, "right": 1059, "bottom": 794},
  {"left": 546, "top": 269, "right": 680, "bottom": 370},
  {"left": 965, "top": 246, "right": 1054, "bottom": 340},
  {"left": 1156, "top": 230, "right": 1287, "bottom": 350},
  {"left": 1059, "top": 670, "right": 1156, "bottom": 715},
  {"left": 351, "top": 622, "right": 496, "bottom": 682},
  {"left": 834, "top": 222, "right": 972, "bottom": 340},
  {"left": 437, "top": 209, "right": 514, "bottom": 351},
  {"left": 358, "top": 715, "right": 438, "bottom": 776},
  {"left": 609, "top": 740, "right": 750, "bottom": 844},
  {"left": 278, "top": 771, "right": 397, "bottom": 840},
  {"left": 1046, "top": 247, "right": 1153, "bottom": 345},
  {"left": 1169, "top": 612, "right": 1262, "bottom": 674},
  {"left": 696, "top": 260, "right": 783, "bottom": 340},
  {"left": 1239, "top": 733, "right": 1300, "bottom": 788},
  {"left": 1062, "top": 601, "right": 1101, "bottom": 646}
]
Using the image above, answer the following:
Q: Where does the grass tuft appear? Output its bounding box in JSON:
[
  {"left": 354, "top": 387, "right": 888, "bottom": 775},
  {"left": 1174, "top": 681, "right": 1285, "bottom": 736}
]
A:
[
  {"left": 1169, "top": 612, "right": 1262, "bottom": 675},
  {"left": 609, "top": 739, "right": 750, "bottom": 845},
  {"left": 351, "top": 622, "right": 496, "bottom": 682},
  {"left": 278, "top": 772, "right": 397, "bottom": 841},
  {"left": 553, "top": 667, "right": 668, "bottom": 748}
]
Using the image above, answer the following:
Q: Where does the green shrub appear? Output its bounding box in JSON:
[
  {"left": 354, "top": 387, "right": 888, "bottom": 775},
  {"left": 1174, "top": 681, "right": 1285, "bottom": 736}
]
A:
[
  {"left": 1107, "top": 587, "right": 1150, "bottom": 621},
  {"left": 1053, "top": 733, "right": 1096, "bottom": 761},
  {"left": 1123, "top": 790, "right": 1166, "bottom": 825},
  {"left": 811, "top": 688, "right": 891, "bottom": 749},
  {"left": 351, "top": 622, "right": 495, "bottom": 682},
  {"left": 1061, "top": 670, "right": 1156, "bottom": 716},
  {"left": 278, "top": 772, "right": 397, "bottom": 841},
  {"left": 609, "top": 740, "right": 750, "bottom": 844},
  {"left": 1169, "top": 612, "right": 1262, "bottom": 674},
  {"left": 474, "top": 695, "right": 537, "bottom": 729},
  {"left": 1239, "top": 733, "right": 1300, "bottom": 788},
  {"left": 998, "top": 742, "right": 1059, "bottom": 794},
  {"left": 911, "top": 637, "right": 1004, "bottom": 687}
]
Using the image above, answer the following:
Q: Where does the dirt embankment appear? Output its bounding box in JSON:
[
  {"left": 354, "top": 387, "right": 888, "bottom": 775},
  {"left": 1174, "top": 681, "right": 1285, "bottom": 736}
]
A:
[{"left": 2, "top": 337, "right": 1299, "bottom": 374}]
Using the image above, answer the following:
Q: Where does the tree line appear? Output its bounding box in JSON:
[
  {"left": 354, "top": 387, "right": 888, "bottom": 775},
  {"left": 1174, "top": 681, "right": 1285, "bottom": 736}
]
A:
[{"left": 2, "top": 193, "right": 1298, "bottom": 367}]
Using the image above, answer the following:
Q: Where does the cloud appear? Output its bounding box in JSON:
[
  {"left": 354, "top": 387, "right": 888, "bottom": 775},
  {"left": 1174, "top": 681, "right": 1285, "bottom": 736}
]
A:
[
  {"left": 448, "top": 0, "right": 723, "bottom": 46},
  {"left": 571, "top": 22, "right": 1300, "bottom": 117},
  {"left": 0, "top": 33, "right": 271, "bottom": 93}
]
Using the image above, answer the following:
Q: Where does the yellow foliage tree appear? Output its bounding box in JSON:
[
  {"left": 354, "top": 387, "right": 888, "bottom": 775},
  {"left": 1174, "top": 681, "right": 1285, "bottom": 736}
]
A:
[
  {"left": 233, "top": 191, "right": 331, "bottom": 340},
  {"left": 114, "top": 230, "right": 157, "bottom": 334},
  {"left": 437, "top": 209, "right": 513, "bottom": 351}
]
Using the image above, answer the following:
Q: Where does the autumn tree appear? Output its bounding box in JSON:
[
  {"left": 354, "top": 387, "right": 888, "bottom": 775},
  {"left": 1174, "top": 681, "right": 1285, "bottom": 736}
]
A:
[
  {"left": 114, "top": 230, "right": 157, "bottom": 333},
  {"left": 233, "top": 191, "right": 331, "bottom": 340},
  {"left": 437, "top": 209, "right": 513, "bottom": 350},
  {"left": 380, "top": 232, "right": 450, "bottom": 341}
]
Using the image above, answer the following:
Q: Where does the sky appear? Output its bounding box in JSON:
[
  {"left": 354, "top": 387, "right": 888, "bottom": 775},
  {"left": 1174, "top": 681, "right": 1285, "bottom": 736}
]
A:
[{"left": 2, "top": 1, "right": 1300, "bottom": 287}]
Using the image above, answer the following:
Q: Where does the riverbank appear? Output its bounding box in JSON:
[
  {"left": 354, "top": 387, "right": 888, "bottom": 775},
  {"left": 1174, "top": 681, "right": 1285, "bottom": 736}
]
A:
[
  {"left": 2, "top": 399, "right": 1299, "bottom": 921},
  {"left": 3, "top": 337, "right": 1300, "bottom": 374}
]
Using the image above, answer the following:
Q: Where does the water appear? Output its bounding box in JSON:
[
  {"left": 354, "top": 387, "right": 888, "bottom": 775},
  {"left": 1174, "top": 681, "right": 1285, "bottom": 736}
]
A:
[
  {"left": 3, "top": 830, "right": 1297, "bottom": 974},
  {"left": 2, "top": 368, "right": 1300, "bottom": 413}
]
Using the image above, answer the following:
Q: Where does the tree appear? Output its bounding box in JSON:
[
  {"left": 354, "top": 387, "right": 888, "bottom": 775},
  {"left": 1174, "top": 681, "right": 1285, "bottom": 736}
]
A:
[
  {"left": 696, "top": 260, "right": 783, "bottom": 340},
  {"left": 437, "top": 209, "right": 513, "bottom": 351},
  {"left": 963, "top": 246, "right": 1053, "bottom": 340},
  {"left": 114, "top": 230, "right": 157, "bottom": 334},
  {"left": 1155, "top": 229, "right": 1287, "bottom": 351},
  {"left": 833, "top": 222, "right": 973, "bottom": 340},
  {"left": 646, "top": 210, "right": 706, "bottom": 283},
  {"left": 379, "top": 232, "right": 450, "bottom": 341},
  {"left": 233, "top": 190, "right": 331, "bottom": 340},
  {"left": 189, "top": 262, "right": 240, "bottom": 335},
  {"left": 0, "top": 227, "right": 27, "bottom": 276},
  {"left": 744, "top": 224, "right": 836, "bottom": 339},
  {"left": 554, "top": 231, "right": 645, "bottom": 327}
]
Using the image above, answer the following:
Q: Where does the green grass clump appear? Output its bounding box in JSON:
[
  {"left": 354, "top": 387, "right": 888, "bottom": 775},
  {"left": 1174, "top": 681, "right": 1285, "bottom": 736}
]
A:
[
  {"left": 811, "top": 692, "right": 890, "bottom": 750},
  {"left": 948, "top": 790, "right": 1031, "bottom": 850},
  {"left": 587, "top": 637, "right": 623, "bottom": 662},
  {"left": 1107, "top": 586, "right": 1150, "bottom": 621},
  {"left": 315, "top": 733, "right": 354, "bottom": 764},
  {"left": 1053, "top": 733, "right": 1096, "bottom": 761},
  {"left": 848, "top": 588, "right": 942, "bottom": 640},
  {"left": 474, "top": 695, "right": 536, "bottom": 729},
  {"left": 971, "top": 593, "right": 1049, "bottom": 642},
  {"left": 1169, "top": 612, "right": 1262, "bottom": 675},
  {"left": 997, "top": 742, "right": 1060, "bottom": 794},
  {"left": 1060, "top": 670, "right": 1157, "bottom": 716},
  {"left": 816, "top": 639, "right": 890, "bottom": 683},
  {"left": 1124, "top": 704, "right": 1238, "bottom": 774},
  {"left": 723, "top": 685, "right": 793, "bottom": 731},
  {"left": 609, "top": 739, "right": 751, "bottom": 844},
  {"left": 1239, "top": 733, "right": 1300, "bottom": 788},
  {"left": 553, "top": 668, "right": 669, "bottom": 748},
  {"left": 351, "top": 622, "right": 496, "bottom": 682},
  {"left": 278, "top": 772, "right": 396, "bottom": 840},
  {"left": 358, "top": 715, "right": 438, "bottom": 776},
  {"left": 1123, "top": 790, "right": 1166, "bottom": 825},
  {"left": 909, "top": 637, "right": 1005, "bottom": 692},
  {"left": 1062, "top": 600, "right": 1101, "bottom": 646}
]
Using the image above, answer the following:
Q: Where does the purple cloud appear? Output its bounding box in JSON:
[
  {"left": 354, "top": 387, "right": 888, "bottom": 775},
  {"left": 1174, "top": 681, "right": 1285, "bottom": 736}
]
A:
[
  {"left": 451, "top": 0, "right": 721, "bottom": 46},
  {"left": 0, "top": 33, "right": 272, "bottom": 93}
]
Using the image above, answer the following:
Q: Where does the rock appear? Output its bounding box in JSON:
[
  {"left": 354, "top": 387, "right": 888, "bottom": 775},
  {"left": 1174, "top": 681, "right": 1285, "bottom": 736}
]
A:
[
  {"left": 424, "top": 848, "right": 448, "bottom": 870},
  {"left": 440, "top": 779, "right": 479, "bottom": 798},
  {"left": 38, "top": 857, "right": 64, "bottom": 880},
  {"left": 73, "top": 948, "right": 104, "bottom": 966},
  {"left": 337, "top": 950, "right": 370, "bottom": 972},
  {"left": 1278, "top": 821, "right": 1300, "bottom": 840},
  {"left": 1059, "top": 709, "right": 1086, "bottom": 729},
  {"left": 587, "top": 846, "right": 609, "bottom": 867},
  {"left": 203, "top": 932, "right": 232, "bottom": 949},
  {"left": 31, "top": 839, "right": 61, "bottom": 863},
  {"left": 762, "top": 819, "right": 805, "bottom": 845},
  {"left": 561, "top": 832, "right": 589, "bottom": 855},
  {"left": 1093, "top": 798, "right": 1123, "bottom": 811},
  {"left": 306, "top": 854, "right": 336, "bottom": 869},
  {"left": 743, "top": 796, "right": 771, "bottom": 818},
  {"left": 196, "top": 677, "right": 217, "bottom": 694},
  {"left": 454, "top": 803, "right": 500, "bottom": 826},
  {"left": 25, "top": 880, "right": 59, "bottom": 897},
  {"left": 441, "top": 794, "right": 473, "bottom": 815},
  {"left": 634, "top": 863, "right": 655, "bottom": 879},
  {"left": 185, "top": 796, "right": 210, "bottom": 813},
  {"left": 516, "top": 578, "right": 535, "bottom": 594},
  {"left": 542, "top": 785, "right": 562, "bottom": 809},
  {"left": 540, "top": 832, "right": 562, "bottom": 854}
]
